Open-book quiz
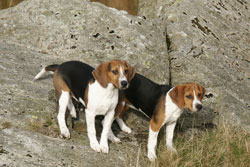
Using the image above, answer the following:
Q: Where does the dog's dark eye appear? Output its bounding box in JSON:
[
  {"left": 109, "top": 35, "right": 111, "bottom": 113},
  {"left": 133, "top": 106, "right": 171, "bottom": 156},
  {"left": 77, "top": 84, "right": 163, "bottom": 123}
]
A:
[
  {"left": 112, "top": 70, "right": 118, "bottom": 75},
  {"left": 125, "top": 69, "right": 128, "bottom": 74},
  {"left": 198, "top": 93, "right": 201, "bottom": 97},
  {"left": 186, "top": 95, "right": 192, "bottom": 99}
]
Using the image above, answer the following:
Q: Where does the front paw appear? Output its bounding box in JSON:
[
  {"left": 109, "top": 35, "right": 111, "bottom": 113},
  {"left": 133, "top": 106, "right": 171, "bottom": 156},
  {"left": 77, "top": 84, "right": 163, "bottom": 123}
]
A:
[
  {"left": 90, "top": 141, "right": 101, "bottom": 152},
  {"left": 112, "top": 137, "right": 121, "bottom": 143},
  {"left": 99, "top": 143, "right": 109, "bottom": 153},
  {"left": 59, "top": 127, "right": 70, "bottom": 139},
  {"left": 108, "top": 133, "right": 121, "bottom": 143},
  {"left": 147, "top": 151, "right": 157, "bottom": 161},
  {"left": 121, "top": 126, "right": 132, "bottom": 134},
  {"left": 108, "top": 136, "right": 121, "bottom": 143}
]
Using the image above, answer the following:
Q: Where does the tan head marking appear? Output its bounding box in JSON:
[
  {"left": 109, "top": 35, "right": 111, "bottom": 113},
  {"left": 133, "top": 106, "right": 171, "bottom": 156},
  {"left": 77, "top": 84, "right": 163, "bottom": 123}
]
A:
[
  {"left": 170, "top": 83, "right": 206, "bottom": 112},
  {"left": 121, "top": 60, "right": 135, "bottom": 82},
  {"left": 92, "top": 60, "right": 135, "bottom": 89},
  {"left": 92, "top": 61, "right": 111, "bottom": 88},
  {"left": 169, "top": 85, "right": 186, "bottom": 110}
]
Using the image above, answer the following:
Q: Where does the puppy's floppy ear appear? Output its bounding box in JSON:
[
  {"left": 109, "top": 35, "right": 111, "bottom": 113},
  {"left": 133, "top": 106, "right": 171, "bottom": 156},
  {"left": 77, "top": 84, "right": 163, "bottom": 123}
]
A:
[
  {"left": 125, "top": 61, "right": 135, "bottom": 82},
  {"left": 169, "top": 85, "right": 186, "bottom": 109},
  {"left": 200, "top": 85, "right": 206, "bottom": 100},
  {"left": 92, "top": 62, "right": 111, "bottom": 88}
]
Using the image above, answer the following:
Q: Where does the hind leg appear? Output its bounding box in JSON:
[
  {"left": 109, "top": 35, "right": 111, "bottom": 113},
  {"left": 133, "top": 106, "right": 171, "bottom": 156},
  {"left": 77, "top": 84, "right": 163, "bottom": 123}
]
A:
[
  {"left": 57, "top": 90, "right": 71, "bottom": 139},
  {"left": 116, "top": 117, "right": 132, "bottom": 134},
  {"left": 67, "top": 97, "right": 77, "bottom": 118}
]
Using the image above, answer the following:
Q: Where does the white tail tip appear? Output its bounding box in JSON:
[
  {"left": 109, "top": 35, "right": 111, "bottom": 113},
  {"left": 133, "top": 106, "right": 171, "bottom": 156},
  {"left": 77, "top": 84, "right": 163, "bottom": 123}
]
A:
[{"left": 34, "top": 68, "right": 46, "bottom": 80}]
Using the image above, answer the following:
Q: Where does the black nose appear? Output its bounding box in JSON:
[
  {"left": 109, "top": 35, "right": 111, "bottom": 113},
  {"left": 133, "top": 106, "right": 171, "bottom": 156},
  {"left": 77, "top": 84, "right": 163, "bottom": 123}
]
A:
[
  {"left": 196, "top": 104, "right": 203, "bottom": 110},
  {"left": 121, "top": 80, "right": 128, "bottom": 87}
]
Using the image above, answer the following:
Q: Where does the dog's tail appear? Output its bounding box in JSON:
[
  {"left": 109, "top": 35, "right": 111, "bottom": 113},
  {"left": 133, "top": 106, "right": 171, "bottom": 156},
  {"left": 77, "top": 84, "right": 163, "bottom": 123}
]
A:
[{"left": 34, "top": 64, "right": 59, "bottom": 80}]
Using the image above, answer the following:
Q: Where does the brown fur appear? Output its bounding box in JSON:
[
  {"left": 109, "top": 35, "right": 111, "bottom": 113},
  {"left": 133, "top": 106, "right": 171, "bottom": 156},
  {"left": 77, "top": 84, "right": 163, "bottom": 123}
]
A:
[
  {"left": 169, "top": 83, "right": 206, "bottom": 111},
  {"left": 92, "top": 62, "right": 111, "bottom": 88},
  {"left": 83, "top": 79, "right": 95, "bottom": 107},
  {"left": 150, "top": 95, "right": 166, "bottom": 132},
  {"left": 92, "top": 60, "right": 135, "bottom": 89},
  {"left": 169, "top": 85, "right": 185, "bottom": 110},
  {"left": 53, "top": 71, "right": 71, "bottom": 99},
  {"left": 121, "top": 61, "right": 136, "bottom": 82}
]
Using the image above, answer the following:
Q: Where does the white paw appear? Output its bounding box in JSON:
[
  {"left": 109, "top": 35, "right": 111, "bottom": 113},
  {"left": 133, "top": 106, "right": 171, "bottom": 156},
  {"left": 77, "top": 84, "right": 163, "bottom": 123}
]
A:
[
  {"left": 90, "top": 142, "right": 101, "bottom": 152},
  {"left": 59, "top": 127, "right": 70, "bottom": 139},
  {"left": 99, "top": 143, "right": 109, "bottom": 153},
  {"left": 121, "top": 126, "right": 132, "bottom": 134},
  {"left": 108, "top": 134, "right": 121, "bottom": 143},
  {"left": 147, "top": 151, "right": 157, "bottom": 161},
  {"left": 70, "top": 109, "right": 77, "bottom": 118},
  {"left": 112, "top": 136, "right": 121, "bottom": 143}
]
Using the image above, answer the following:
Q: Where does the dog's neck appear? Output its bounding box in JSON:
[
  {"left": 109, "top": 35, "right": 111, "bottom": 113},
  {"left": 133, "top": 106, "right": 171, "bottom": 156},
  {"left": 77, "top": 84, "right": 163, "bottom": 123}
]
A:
[{"left": 92, "top": 81, "right": 118, "bottom": 97}]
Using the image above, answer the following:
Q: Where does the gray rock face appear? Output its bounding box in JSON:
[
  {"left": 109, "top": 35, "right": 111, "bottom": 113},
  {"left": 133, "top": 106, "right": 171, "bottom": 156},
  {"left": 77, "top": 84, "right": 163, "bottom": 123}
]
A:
[
  {"left": 0, "top": 0, "right": 249, "bottom": 166},
  {"left": 0, "top": 0, "right": 169, "bottom": 83},
  {"left": 139, "top": 0, "right": 250, "bottom": 128},
  {"left": 0, "top": 0, "right": 166, "bottom": 166}
]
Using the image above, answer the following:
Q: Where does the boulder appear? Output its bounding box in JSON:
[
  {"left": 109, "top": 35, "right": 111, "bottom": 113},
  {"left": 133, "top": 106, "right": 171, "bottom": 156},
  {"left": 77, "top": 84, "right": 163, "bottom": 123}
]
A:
[
  {"left": 0, "top": 0, "right": 249, "bottom": 166},
  {"left": 139, "top": 0, "right": 250, "bottom": 129},
  {"left": 0, "top": 0, "right": 167, "bottom": 166}
]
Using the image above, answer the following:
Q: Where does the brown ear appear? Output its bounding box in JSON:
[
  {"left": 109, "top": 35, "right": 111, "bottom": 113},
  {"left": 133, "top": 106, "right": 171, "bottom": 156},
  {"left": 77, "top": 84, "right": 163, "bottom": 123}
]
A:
[
  {"left": 201, "top": 85, "right": 206, "bottom": 100},
  {"left": 92, "top": 62, "right": 111, "bottom": 88},
  {"left": 169, "top": 85, "right": 186, "bottom": 109},
  {"left": 125, "top": 61, "right": 136, "bottom": 82}
]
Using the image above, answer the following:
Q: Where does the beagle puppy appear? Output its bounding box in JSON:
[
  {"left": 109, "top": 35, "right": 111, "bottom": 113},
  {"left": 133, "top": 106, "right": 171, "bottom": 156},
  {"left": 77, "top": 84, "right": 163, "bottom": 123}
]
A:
[
  {"left": 34, "top": 60, "right": 135, "bottom": 153},
  {"left": 108, "top": 73, "right": 206, "bottom": 161}
]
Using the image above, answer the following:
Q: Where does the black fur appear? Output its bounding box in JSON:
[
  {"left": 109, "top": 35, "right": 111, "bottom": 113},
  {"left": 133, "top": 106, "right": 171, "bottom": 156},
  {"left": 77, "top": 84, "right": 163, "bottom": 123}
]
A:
[
  {"left": 45, "top": 64, "right": 59, "bottom": 72},
  {"left": 124, "top": 73, "right": 172, "bottom": 118},
  {"left": 57, "top": 61, "right": 94, "bottom": 99}
]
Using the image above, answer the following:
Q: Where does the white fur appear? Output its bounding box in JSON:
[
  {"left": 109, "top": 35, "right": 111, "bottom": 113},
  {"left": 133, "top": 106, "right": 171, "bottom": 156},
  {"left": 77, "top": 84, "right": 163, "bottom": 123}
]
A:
[
  {"left": 57, "top": 90, "right": 71, "bottom": 139},
  {"left": 67, "top": 97, "right": 76, "bottom": 118},
  {"left": 86, "top": 82, "right": 119, "bottom": 153},
  {"left": 34, "top": 68, "right": 46, "bottom": 80},
  {"left": 165, "top": 122, "right": 177, "bottom": 153},
  {"left": 192, "top": 89, "right": 202, "bottom": 112},
  {"left": 147, "top": 126, "right": 159, "bottom": 161},
  {"left": 116, "top": 117, "right": 132, "bottom": 133},
  {"left": 79, "top": 97, "right": 85, "bottom": 107},
  {"left": 147, "top": 88, "right": 182, "bottom": 161},
  {"left": 107, "top": 102, "right": 132, "bottom": 142},
  {"left": 119, "top": 66, "right": 128, "bottom": 89},
  {"left": 103, "top": 118, "right": 121, "bottom": 143},
  {"left": 34, "top": 67, "right": 54, "bottom": 80}
]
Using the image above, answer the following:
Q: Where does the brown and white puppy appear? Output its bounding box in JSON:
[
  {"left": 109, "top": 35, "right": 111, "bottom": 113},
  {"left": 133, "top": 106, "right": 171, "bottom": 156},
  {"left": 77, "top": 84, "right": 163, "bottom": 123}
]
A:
[
  {"left": 34, "top": 60, "right": 135, "bottom": 153},
  {"left": 108, "top": 73, "right": 206, "bottom": 161}
]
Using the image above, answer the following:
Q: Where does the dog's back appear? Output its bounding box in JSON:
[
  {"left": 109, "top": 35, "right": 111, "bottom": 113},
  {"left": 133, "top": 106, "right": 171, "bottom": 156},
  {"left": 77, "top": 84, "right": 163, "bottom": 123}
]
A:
[
  {"left": 57, "top": 61, "right": 94, "bottom": 100},
  {"left": 123, "top": 73, "right": 172, "bottom": 117}
]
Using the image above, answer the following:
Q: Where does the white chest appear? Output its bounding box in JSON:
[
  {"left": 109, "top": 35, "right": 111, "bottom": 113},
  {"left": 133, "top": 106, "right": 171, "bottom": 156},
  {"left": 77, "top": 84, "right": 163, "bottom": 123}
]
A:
[
  {"left": 87, "top": 82, "right": 118, "bottom": 115},
  {"left": 164, "top": 92, "right": 182, "bottom": 124}
]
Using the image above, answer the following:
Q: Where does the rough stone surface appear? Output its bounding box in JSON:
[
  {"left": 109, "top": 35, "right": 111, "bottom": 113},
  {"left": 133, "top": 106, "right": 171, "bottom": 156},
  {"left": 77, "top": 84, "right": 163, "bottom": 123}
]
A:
[
  {"left": 0, "top": 0, "right": 249, "bottom": 166},
  {"left": 0, "top": 0, "right": 168, "bottom": 166},
  {"left": 0, "top": 42, "right": 150, "bottom": 167},
  {"left": 139, "top": 0, "right": 250, "bottom": 128},
  {"left": 0, "top": 0, "right": 169, "bottom": 83}
]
